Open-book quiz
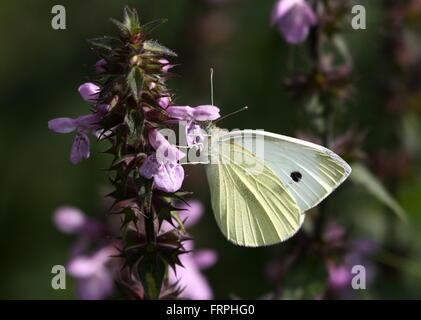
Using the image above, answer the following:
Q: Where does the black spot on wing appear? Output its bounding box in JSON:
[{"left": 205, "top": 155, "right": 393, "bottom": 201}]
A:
[{"left": 290, "top": 171, "right": 302, "bottom": 182}]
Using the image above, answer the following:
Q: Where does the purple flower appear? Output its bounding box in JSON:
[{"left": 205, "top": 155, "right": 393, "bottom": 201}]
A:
[
  {"left": 67, "top": 246, "right": 115, "bottom": 300},
  {"left": 49, "top": 113, "right": 102, "bottom": 164},
  {"left": 327, "top": 239, "right": 377, "bottom": 292},
  {"left": 48, "top": 83, "right": 109, "bottom": 164},
  {"left": 166, "top": 105, "right": 219, "bottom": 148},
  {"left": 78, "top": 83, "right": 101, "bottom": 102},
  {"left": 139, "top": 128, "right": 186, "bottom": 192},
  {"left": 70, "top": 132, "right": 90, "bottom": 164},
  {"left": 323, "top": 221, "right": 346, "bottom": 243},
  {"left": 148, "top": 128, "right": 185, "bottom": 163},
  {"left": 139, "top": 154, "right": 185, "bottom": 193},
  {"left": 327, "top": 262, "right": 352, "bottom": 290},
  {"left": 186, "top": 122, "right": 206, "bottom": 147},
  {"left": 53, "top": 206, "right": 87, "bottom": 234},
  {"left": 192, "top": 105, "right": 221, "bottom": 121},
  {"left": 166, "top": 105, "right": 220, "bottom": 122},
  {"left": 157, "top": 96, "right": 171, "bottom": 109},
  {"left": 271, "top": 0, "right": 317, "bottom": 44},
  {"left": 53, "top": 206, "right": 106, "bottom": 255},
  {"left": 159, "top": 59, "right": 174, "bottom": 73},
  {"left": 53, "top": 205, "right": 119, "bottom": 300}
]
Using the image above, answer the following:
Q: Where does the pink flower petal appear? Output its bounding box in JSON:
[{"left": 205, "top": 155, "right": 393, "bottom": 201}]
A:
[
  {"left": 157, "top": 96, "right": 170, "bottom": 109},
  {"left": 166, "top": 106, "right": 194, "bottom": 120},
  {"left": 139, "top": 154, "right": 161, "bottom": 179},
  {"left": 48, "top": 118, "right": 77, "bottom": 133},
  {"left": 176, "top": 199, "right": 204, "bottom": 228},
  {"left": 154, "top": 162, "right": 185, "bottom": 193},
  {"left": 149, "top": 129, "right": 185, "bottom": 163},
  {"left": 192, "top": 105, "right": 220, "bottom": 121},
  {"left": 169, "top": 252, "right": 213, "bottom": 300},
  {"left": 194, "top": 249, "right": 218, "bottom": 270},
  {"left": 70, "top": 132, "right": 90, "bottom": 164}
]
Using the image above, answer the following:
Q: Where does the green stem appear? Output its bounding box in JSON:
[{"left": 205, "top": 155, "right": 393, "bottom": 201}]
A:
[{"left": 144, "top": 180, "right": 156, "bottom": 245}]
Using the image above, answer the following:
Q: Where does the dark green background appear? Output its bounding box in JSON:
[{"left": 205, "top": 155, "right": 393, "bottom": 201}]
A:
[{"left": 1, "top": 0, "right": 421, "bottom": 299}]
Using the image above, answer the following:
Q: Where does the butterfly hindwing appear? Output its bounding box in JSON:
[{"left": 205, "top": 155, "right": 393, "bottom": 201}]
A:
[{"left": 206, "top": 140, "right": 303, "bottom": 247}]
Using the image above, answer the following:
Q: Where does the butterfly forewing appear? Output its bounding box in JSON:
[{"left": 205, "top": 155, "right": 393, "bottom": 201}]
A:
[{"left": 218, "top": 130, "right": 352, "bottom": 213}]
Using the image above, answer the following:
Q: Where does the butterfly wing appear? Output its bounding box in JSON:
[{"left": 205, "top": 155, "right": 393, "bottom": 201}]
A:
[
  {"left": 217, "top": 130, "right": 352, "bottom": 213},
  {"left": 206, "top": 139, "right": 303, "bottom": 247}
]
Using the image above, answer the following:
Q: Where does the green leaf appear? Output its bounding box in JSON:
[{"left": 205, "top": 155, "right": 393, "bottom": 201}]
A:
[
  {"left": 127, "top": 67, "right": 144, "bottom": 102},
  {"left": 170, "top": 211, "right": 186, "bottom": 232},
  {"left": 141, "top": 19, "right": 168, "bottom": 34},
  {"left": 332, "top": 35, "right": 352, "bottom": 65},
  {"left": 109, "top": 18, "right": 129, "bottom": 34},
  {"left": 137, "top": 251, "right": 167, "bottom": 300},
  {"left": 110, "top": 7, "right": 141, "bottom": 36},
  {"left": 143, "top": 40, "right": 177, "bottom": 57},
  {"left": 350, "top": 162, "right": 408, "bottom": 222},
  {"left": 122, "top": 207, "right": 138, "bottom": 228},
  {"left": 125, "top": 110, "right": 143, "bottom": 144},
  {"left": 87, "top": 36, "right": 121, "bottom": 51},
  {"left": 123, "top": 6, "right": 141, "bottom": 35}
]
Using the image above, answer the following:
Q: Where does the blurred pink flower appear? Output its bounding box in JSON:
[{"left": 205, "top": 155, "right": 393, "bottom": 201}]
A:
[
  {"left": 169, "top": 244, "right": 217, "bottom": 300},
  {"left": 271, "top": 0, "right": 317, "bottom": 44},
  {"left": 53, "top": 206, "right": 87, "bottom": 234},
  {"left": 53, "top": 206, "right": 119, "bottom": 300},
  {"left": 327, "top": 239, "right": 377, "bottom": 292},
  {"left": 160, "top": 199, "right": 204, "bottom": 233},
  {"left": 327, "top": 262, "right": 352, "bottom": 290},
  {"left": 68, "top": 246, "right": 116, "bottom": 300},
  {"left": 163, "top": 199, "right": 218, "bottom": 300}
]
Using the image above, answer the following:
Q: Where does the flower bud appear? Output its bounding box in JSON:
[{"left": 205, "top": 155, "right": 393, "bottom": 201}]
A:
[
  {"left": 78, "top": 83, "right": 101, "bottom": 102},
  {"left": 95, "top": 59, "right": 107, "bottom": 73},
  {"left": 157, "top": 96, "right": 170, "bottom": 109}
]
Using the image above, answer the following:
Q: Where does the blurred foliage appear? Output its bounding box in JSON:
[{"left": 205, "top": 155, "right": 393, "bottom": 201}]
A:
[{"left": 1, "top": 0, "right": 421, "bottom": 299}]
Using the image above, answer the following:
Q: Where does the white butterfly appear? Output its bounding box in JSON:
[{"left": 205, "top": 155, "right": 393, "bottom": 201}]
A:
[{"left": 205, "top": 127, "right": 351, "bottom": 247}]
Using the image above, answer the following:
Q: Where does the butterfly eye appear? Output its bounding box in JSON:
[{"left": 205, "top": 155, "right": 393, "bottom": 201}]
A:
[{"left": 290, "top": 171, "right": 302, "bottom": 182}]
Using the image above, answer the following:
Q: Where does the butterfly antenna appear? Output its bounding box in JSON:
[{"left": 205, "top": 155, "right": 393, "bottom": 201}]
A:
[
  {"left": 210, "top": 67, "right": 214, "bottom": 106},
  {"left": 214, "top": 106, "right": 249, "bottom": 124}
]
